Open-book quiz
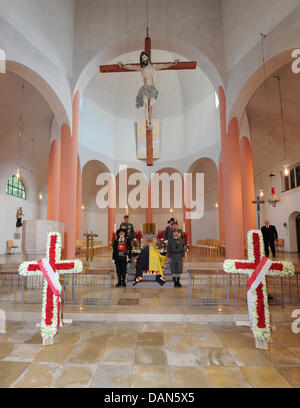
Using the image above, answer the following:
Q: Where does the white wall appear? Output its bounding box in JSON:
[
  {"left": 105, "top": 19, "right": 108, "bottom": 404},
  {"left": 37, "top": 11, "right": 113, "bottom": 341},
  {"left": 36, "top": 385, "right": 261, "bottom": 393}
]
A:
[
  {"left": 192, "top": 209, "right": 219, "bottom": 243},
  {"left": 79, "top": 96, "right": 115, "bottom": 157},
  {"left": 222, "top": 0, "right": 300, "bottom": 71},
  {"left": 256, "top": 167, "right": 300, "bottom": 253},
  {"left": 74, "top": 0, "right": 226, "bottom": 84},
  {"left": 0, "top": 0, "right": 75, "bottom": 77},
  {"left": 81, "top": 206, "right": 108, "bottom": 244},
  {"left": 0, "top": 72, "right": 51, "bottom": 255}
]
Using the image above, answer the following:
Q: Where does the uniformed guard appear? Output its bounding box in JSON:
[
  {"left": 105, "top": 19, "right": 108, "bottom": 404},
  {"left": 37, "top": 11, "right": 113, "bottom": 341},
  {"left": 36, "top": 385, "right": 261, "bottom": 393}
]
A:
[
  {"left": 167, "top": 229, "right": 185, "bottom": 287},
  {"left": 120, "top": 215, "right": 134, "bottom": 242},
  {"left": 113, "top": 229, "right": 132, "bottom": 287},
  {"left": 173, "top": 221, "right": 185, "bottom": 244},
  {"left": 164, "top": 217, "right": 175, "bottom": 241}
]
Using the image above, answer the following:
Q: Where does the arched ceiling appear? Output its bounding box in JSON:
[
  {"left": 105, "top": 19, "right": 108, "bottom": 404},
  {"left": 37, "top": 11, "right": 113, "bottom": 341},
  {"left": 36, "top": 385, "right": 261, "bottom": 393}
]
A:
[
  {"left": 0, "top": 70, "right": 53, "bottom": 180},
  {"left": 246, "top": 61, "right": 300, "bottom": 176},
  {"left": 84, "top": 49, "right": 214, "bottom": 120}
]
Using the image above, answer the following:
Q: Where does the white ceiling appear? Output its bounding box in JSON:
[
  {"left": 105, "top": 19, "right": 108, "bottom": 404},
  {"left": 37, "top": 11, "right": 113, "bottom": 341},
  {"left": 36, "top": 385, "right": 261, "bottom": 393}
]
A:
[{"left": 84, "top": 49, "right": 214, "bottom": 119}]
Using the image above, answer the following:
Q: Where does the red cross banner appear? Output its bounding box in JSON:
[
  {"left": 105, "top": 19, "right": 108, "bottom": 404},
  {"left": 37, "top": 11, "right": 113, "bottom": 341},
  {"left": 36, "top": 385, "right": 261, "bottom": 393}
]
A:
[
  {"left": 19, "top": 232, "right": 82, "bottom": 345},
  {"left": 223, "top": 230, "right": 294, "bottom": 344}
]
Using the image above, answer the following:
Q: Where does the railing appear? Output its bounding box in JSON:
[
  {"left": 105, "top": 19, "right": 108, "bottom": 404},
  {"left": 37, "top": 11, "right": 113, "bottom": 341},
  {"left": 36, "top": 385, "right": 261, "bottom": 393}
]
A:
[
  {"left": 0, "top": 271, "right": 112, "bottom": 305},
  {"left": 188, "top": 270, "right": 300, "bottom": 307}
]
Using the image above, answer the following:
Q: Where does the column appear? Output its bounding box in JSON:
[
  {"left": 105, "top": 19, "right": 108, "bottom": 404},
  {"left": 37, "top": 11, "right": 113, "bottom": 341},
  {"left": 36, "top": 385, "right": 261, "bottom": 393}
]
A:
[
  {"left": 76, "top": 163, "right": 82, "bottom": 241},
  {"left": 219, "top": 86, "right": 244, "bottom": 258},
  {"left": 218, "top": 162, "right": 225, "bottom": 240},
  {"left": 47, "top": 139, "right": 61, "bottom": 221},
  {"left": 240, "top": 136, "right": 256, "bottom": 234},
  {"left": 183, "top": 175, "right": 192, "bottom": 246},
  {"left": 59, "top": 91, "right": 80, "bottom": 258},
  {"left": 107, "top": 173, "right": 116, "bottom": 245}
]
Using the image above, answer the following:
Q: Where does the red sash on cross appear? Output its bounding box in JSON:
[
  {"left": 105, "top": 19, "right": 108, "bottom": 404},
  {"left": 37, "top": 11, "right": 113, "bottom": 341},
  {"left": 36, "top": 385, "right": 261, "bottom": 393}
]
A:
[
  {"left": 247, "top": 256, "right": 272, "bottom": 322},
  {"left": 37, "top": 258, "right": 63, "bottom": 329}
]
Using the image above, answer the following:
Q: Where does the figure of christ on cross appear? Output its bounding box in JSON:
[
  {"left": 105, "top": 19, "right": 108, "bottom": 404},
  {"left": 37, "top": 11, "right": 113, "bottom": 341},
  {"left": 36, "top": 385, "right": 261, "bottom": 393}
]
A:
[
  {"left": 19, "top": 232, "right": 82, "bottom": 345},
  {"left": 223, "top": 230, "right": 294, "bottom": 348},
  {"left": 118, "top": 51, "right": 179, "bottom": 131},
  {"left": 100, "top": 36, "right": 197, "bottom": 166}
]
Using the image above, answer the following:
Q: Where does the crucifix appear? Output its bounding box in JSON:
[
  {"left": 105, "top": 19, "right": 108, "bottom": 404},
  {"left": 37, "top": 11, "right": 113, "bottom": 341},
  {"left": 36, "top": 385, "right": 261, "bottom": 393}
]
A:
[
  {"left": 100, "top": 36, "right": 197, "bottom": 166},
  {"left": 252, "top": 195, "right": 265, "bottom": 229},
  {"left": 224, "top": 230, "right": 294, "bottom": 349},
  {"left": 19, "top": 232, "right": 82, "bottom": 345}
]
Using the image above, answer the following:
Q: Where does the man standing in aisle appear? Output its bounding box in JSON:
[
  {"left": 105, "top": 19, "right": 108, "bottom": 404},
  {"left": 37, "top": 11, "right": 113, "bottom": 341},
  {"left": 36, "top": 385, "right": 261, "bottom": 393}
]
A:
[{"left": 261, "top": 220, "right": 278, "bottom": 258}]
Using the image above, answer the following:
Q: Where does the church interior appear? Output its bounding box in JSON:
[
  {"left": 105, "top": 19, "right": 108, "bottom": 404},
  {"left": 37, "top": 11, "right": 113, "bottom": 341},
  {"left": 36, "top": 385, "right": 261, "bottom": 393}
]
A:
[{"left": 1, "top": 0, "right": 300, "bottom": 390}]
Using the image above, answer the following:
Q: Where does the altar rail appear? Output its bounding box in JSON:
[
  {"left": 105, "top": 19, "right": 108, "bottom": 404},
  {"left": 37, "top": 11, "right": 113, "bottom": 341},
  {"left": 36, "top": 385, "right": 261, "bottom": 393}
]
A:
[
  {"left": 0, "top": 270, "right": 112, "bottom": 305},
  {"left": 188, "top": 270, "right": 300, "bottom": 307}
]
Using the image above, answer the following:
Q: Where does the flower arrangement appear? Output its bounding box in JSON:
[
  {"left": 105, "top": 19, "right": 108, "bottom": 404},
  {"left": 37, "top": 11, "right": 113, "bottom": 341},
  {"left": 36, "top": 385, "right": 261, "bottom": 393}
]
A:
[
  {"left": 223, "top": 230, "right": 295, "bottom": 343},
  {"left": 19, "top": 232, "right": 82, "bottom": 343}
]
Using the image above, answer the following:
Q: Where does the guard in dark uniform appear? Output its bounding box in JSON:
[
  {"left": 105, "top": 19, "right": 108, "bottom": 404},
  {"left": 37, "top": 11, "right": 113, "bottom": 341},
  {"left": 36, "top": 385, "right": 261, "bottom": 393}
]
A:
[
  {"left": 165, "top": 218, "right": 175, "bottom": 241},
  {"left": 167, "top": 229, "right": 185, "bottom": 287},
  {"left": 173, "top": 221, "right": 185, "bottom": 244},
  {"left": 120, "top": 215, "right": 134, "bottom": 242},
  {"left": 113, "top": 229, "right": 131, "bottom": 287}
]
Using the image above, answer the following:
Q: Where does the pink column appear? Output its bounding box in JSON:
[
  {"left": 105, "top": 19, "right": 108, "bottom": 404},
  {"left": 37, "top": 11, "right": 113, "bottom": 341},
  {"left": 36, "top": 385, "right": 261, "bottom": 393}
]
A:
[
  {"left": 240, "top": 136, "right": 256, "bottom": 234},
  {"left": 47, "top": 139, "right": 61, "bottom": 221},
  {"left": 59, "top": 91, "right": 80, "bottom": 259},
  {"left": 146, "top": 183, "right": 153, "bottom": 223},
  {"left": 107, "top": 173, "right": 116, "bottom": 245},
  {"left": 183, "top": 176, "right": 192, "bottom": 246},
  {"left": 218, "top": 162, "right": 225, "bottom": 240},
  {"left": 219, "top": 86, "right": 244, "bottom": 258},
  {"left": 76, "top": 163, "right": 82, "bottom": 241}
]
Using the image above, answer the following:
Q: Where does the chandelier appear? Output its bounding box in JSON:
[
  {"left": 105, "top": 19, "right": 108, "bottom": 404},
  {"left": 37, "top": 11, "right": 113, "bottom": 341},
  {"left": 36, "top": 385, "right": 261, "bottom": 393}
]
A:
[{"left": 268, "top": 173, "right": 280, "bottom": 207}]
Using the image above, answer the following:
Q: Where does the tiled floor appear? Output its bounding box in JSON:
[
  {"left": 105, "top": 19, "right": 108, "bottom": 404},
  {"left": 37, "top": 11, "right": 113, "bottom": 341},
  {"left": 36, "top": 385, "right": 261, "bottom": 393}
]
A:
[{"left": 1, "top": 320, "right": 300, "bottom": 388}]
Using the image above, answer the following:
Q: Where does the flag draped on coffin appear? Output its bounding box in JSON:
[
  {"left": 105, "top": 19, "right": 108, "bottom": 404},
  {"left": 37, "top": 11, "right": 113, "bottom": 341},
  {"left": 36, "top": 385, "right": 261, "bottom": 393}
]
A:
[{"left": 133, "top": 245, "right": 166, "bottom": 286}]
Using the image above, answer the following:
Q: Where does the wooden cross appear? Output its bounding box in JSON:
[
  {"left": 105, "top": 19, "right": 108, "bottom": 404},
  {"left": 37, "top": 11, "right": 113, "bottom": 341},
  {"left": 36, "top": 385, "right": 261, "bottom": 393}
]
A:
[
  {"left": 100, "top": 36, "right": 197, "bottom": 166},
  {"left": 19, "top": 232, "right": 82, "bottom": 345},
  {"left": 223, "top": 230, "right": 294, "bottom": 349}
]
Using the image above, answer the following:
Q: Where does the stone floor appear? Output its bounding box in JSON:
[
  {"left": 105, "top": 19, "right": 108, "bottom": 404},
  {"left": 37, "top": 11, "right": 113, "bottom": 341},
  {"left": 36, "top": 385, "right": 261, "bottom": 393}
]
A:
[{"left": 1, "top": 320, "right": 300, "bottom": 388}]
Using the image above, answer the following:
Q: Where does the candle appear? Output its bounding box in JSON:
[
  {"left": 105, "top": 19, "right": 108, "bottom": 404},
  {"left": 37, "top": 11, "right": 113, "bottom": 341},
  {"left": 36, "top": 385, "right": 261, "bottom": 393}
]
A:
[{"left": 271, "top": 187, "right": 275, "bottom": 195}]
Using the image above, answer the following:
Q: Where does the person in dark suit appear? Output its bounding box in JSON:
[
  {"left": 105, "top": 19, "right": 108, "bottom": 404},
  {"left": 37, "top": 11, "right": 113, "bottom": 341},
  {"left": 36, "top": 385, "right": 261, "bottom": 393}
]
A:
[{"left": 261, "top": 220, "right": 278, "bottom": 258}]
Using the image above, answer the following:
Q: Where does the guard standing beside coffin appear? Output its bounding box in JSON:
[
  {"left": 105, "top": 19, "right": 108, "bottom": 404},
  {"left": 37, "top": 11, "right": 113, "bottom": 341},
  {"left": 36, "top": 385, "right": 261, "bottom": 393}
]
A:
[{"left": 113, "top": 229, "right": 132, "bottom": 287}]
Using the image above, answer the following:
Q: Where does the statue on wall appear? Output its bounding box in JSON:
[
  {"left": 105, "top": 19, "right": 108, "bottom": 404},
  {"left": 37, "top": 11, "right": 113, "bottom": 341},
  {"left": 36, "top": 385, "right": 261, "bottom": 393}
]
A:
[{"left": 16, "top": 207, "right": 24, "bottom": 228}]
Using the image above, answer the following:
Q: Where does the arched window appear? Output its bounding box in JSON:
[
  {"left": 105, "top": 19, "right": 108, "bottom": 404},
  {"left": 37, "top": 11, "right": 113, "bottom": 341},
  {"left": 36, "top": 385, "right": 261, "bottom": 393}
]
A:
[{"left": 6, "top": 175, "right": 26, "bottom": 199}]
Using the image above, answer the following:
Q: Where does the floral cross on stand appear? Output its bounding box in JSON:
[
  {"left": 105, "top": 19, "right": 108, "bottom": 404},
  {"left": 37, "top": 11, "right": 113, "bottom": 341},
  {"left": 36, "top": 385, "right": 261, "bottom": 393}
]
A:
[
  {"left": 223, "top": 230, "right": 294, "bottom": 349},
  {"left": 19, "top": 232, "right": 82, "bottom": 346}
]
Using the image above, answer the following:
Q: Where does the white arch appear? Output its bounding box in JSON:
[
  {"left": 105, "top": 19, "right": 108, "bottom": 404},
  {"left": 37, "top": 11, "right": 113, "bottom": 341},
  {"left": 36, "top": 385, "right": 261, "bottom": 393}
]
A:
[
  {"left": 6, "top": 60, "right": 70, "bottom": 128},
  {"left": 0, "top": 16, "right": 71, "bottom": 125}
]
